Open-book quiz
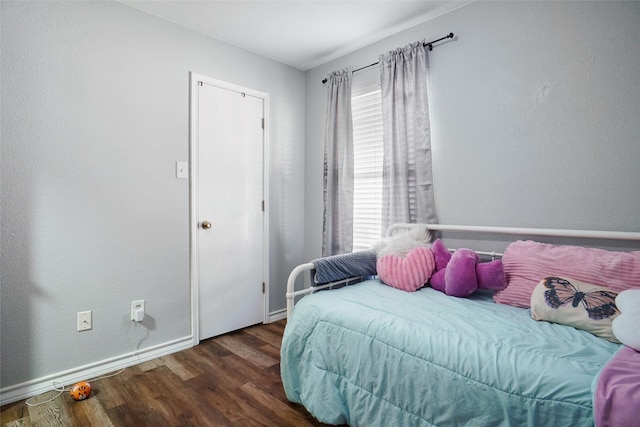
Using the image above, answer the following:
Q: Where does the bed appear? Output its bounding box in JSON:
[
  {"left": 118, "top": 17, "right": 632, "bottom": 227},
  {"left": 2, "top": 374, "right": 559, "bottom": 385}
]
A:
[{"left": 281, "top": 224, "right": 640, "bottom": 427}]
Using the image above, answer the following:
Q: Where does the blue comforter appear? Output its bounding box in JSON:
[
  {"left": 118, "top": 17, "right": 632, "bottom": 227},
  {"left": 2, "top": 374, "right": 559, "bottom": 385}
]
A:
[{"left": 281, "top": 280, "right": 620, "bottom": 426}]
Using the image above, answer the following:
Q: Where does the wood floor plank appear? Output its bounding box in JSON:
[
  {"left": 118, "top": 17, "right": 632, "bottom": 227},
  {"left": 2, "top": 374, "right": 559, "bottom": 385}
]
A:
[
  {"left": 26, "top": 393, "right": 69, "bottom": 427},
  {"left": 214, "top": 334, "right": 278, "bottom": 369},
  {"left": 224, "top": 385, "right": 292, "bottom": 427},
  {"left": 261, "top": 320, "right": 286, "bottom": 336},
  {"left": 170, "top": 376, "right": 241, "bottom": 427},
  {"left": 190, "top": 383, "right": 246, "bottom": 424},
  {"left": 218, "top": 350, "right": 281, "bottom": 387},
  {"left": 127, "top": 366, "right": 226, "bottom": 427},
  {"left": 160, "top": 351, "right": 204, "bottom": 381},
  {"left": 92, "top": 375, "right": 127, "bottom": 410},
  {"left": 243, "top": 322, "right": 284, "bottom": 347},
  {"left": 258, "top": 342, "right": 281, "bottom": 361},
  {"left": 140, "top": 368, "right": 205, "bottom": 422},
  {"left": 65, "top": 395, "right": 113, "bottom": 427},
  {"left": 110, "top": 398, "right": 167, "bottom": 427},
  {"left": 193, "top": 338, "right": 232, "bottom": 359},
  {"left": 102, "top": 404, "right": 132, "bottom": 426},
  {"left": 136, "top": 358, "right": 164, "bottom": 372},
  {"left": 187, "top": 350, "right": 251, "bottom": 391},
  {"left": 243, "top": 381, "right": 313, "bottom": 424},
  {"left": 135, "top": 368, "right": 224, "bottom": 427},
  {"left": 0, "top": 402, "right": 28, "bottom": 426}
]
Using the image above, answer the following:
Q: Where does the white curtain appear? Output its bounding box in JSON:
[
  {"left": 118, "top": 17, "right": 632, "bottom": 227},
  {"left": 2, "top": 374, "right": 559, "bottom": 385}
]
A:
[
  {"left": 322, "top": 68, "right": 354, "bottom": 256},
  {"left": 379, "top": 41, "right": 438, "bottom": 232}
]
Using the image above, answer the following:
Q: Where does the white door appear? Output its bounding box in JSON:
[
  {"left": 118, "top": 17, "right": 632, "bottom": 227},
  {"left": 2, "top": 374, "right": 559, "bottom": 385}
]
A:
[{"left": 195, "top": 79, "right": 266, "bottom": 340}]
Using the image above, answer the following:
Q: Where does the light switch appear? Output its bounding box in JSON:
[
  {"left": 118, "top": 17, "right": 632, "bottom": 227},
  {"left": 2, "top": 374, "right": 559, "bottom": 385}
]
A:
[{"left": 176, "top": 161, "right": 188, "bottom": 179}]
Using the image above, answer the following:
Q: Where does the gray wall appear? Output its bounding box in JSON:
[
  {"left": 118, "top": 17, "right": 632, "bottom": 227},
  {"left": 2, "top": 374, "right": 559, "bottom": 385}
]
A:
[
  {"left": 304, "top": 0, "right": 640, "bottom": 260},
  {"left": 1, "top": 1, "right": 305, "bottom": 388}
]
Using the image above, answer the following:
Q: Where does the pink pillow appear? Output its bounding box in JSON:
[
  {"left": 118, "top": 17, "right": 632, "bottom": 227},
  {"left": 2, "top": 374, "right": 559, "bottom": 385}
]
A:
[
  {"left": 494, "top": 240, "right": 640, "bottom": 308},
  {"left": 377, "top": 246, "right": 435, "bottom": 292}
]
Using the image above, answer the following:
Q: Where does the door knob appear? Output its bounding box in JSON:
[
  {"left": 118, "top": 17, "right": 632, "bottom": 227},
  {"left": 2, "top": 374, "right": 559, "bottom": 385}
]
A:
[{"left": 201, "top": 221, "right": 212, "bottom": 229}]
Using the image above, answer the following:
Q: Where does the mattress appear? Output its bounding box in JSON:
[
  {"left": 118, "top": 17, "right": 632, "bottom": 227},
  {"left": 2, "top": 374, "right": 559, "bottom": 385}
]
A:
[{"left": 280, "top": 280, "right": 621, "bottom": 426}]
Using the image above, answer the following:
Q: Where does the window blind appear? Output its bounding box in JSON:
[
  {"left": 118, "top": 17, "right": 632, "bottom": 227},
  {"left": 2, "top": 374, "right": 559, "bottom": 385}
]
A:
[{"left": 351, "top": 86, "right": 383, "bottom": 251}]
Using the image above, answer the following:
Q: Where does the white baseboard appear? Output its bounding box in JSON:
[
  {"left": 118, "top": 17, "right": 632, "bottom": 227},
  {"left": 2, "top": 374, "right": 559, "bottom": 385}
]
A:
[
  {"left": 0, "top": 335, "right": 193, "bottom": 406},
  {"left": 268, "top": 308, "right": 287, "bottom": 323}
]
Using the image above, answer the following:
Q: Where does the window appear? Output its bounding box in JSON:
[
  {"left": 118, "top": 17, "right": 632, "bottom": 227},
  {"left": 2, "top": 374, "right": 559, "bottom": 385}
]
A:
[{"left": 351, "top": 86, "right": 384, "bottom": 251}]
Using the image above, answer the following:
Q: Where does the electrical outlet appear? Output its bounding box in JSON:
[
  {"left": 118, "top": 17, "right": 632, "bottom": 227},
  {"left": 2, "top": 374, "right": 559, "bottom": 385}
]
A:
[
  {"left": 131, "top": 300, "right": 145, "bottom": 322},
  {"left": 77, "top": 311, "right": 92, "bottom": 332}
]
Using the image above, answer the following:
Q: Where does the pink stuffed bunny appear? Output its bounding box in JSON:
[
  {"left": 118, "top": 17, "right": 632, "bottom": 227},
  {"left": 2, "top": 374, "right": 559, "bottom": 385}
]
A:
[{"left": 429, "top": 239, "right": 507, "bottom": 297}]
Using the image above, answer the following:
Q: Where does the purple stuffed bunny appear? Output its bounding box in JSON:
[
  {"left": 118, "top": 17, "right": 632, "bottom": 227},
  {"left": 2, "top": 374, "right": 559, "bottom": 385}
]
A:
[{"left": 429, "top": 239, "right": 507, "bottom": 297}]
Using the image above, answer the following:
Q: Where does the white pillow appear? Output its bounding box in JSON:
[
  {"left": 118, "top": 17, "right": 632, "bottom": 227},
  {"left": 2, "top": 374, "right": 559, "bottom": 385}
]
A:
[
  {"left": 530, "top": 277, "right": 620, "bottom": 342},
  {"left": 612, "top": 289, "right": 640, "bottom": 351}
]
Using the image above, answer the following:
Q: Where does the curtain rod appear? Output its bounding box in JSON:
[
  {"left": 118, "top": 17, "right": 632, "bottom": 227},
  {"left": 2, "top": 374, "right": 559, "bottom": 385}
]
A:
[{"left": 322, "top": 32, "right": 454, "bottom": 84}]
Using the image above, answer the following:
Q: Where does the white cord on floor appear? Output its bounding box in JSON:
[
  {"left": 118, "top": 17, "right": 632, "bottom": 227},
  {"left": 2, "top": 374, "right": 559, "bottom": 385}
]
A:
[
  {"left": 24, "top": 321, "right": 146, "bottom": 407},
  {"left": 24, "top": 368, "right": 126, "bottom": 407}
]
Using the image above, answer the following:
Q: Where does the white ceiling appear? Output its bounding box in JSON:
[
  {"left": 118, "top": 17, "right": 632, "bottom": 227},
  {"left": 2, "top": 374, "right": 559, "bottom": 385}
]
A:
[{"left": 118, "top": 0, "right": 469, "bottom": 71}]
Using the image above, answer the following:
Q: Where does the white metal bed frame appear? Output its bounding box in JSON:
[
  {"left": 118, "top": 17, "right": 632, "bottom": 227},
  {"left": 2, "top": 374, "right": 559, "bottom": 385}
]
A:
[{"left": 286, "top": 224, "right": 640, "bottom": 318}]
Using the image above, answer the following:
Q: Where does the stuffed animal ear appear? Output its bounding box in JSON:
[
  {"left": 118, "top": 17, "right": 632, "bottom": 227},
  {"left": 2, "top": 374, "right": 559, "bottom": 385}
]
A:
[{"left": 430, "top": 239, "right": 451, "bottom": 271}]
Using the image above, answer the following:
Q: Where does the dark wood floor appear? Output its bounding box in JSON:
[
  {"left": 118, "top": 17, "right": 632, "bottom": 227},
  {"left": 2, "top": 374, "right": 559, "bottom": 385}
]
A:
[{"left": 1, "top": 320, "right": 341, "bottom": 427}]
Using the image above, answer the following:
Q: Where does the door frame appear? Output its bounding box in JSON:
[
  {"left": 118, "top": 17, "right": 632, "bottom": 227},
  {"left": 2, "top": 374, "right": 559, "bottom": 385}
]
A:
[{"left": 189, "top": 72, "right": 270, "bottom": 345}]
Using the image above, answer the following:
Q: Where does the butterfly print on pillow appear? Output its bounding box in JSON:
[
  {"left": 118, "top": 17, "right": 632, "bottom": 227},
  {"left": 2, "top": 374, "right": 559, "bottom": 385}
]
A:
[{"left": 543, "top": 277, "right": 619, "bottom": 320}]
